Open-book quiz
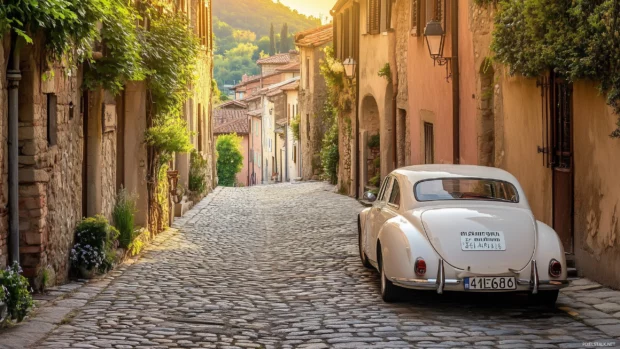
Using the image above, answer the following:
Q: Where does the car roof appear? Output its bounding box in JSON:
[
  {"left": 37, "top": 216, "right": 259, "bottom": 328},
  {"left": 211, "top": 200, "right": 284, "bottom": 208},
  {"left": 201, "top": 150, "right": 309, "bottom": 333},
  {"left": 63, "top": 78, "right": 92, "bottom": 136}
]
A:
[{"left": 392, "top": 164, "right": 519, "bottom": 184}]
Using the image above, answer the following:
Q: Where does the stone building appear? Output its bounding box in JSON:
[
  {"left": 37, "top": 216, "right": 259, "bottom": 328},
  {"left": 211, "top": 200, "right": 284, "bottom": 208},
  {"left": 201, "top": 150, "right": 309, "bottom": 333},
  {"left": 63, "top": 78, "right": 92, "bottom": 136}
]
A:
[
  {"left": 331, "top": 0, "right": 620, "bottom": 289},
  {"left": 1, "top": 0, "right": 215, "bottom": 284},
  {"left": 256, "top": 51, "right": 300, "bottom": 76},
  {"left": 295, "top": 24, "right": 333, "bottom": 181}
]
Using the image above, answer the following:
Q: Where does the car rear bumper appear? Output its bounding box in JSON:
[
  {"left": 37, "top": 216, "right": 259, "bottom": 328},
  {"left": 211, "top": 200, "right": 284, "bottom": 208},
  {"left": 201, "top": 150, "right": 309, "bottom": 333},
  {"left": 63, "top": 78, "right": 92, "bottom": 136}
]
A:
[{"left": 389, "top": 259, "right": 569, "bottom": 293}]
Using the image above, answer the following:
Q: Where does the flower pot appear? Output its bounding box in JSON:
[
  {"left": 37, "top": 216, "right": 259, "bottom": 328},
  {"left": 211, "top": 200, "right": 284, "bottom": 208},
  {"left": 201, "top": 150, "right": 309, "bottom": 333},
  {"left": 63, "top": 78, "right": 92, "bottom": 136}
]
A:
[{"left": 78, "top": 266, "right": 97, "bottom": 279}]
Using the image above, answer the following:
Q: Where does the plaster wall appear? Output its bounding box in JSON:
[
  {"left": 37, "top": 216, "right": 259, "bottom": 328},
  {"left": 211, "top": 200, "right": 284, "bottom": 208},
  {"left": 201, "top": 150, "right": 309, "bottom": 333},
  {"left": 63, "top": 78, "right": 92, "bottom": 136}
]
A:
[
  {"left": 499, "top": 74, "right": 552, "bottom": 225},
  {"left": 573, "top": 81, "right": 620, "bottom": 289},
  {"left": 407, "top": 1, "right": 454, "bottom": 165}
]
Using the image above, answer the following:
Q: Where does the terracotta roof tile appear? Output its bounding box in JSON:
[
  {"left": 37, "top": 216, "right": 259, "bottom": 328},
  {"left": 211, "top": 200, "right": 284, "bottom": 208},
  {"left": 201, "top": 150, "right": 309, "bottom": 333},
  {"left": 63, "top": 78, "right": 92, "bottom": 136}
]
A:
[
  {"left": 214, "top": 118, "right": 249, "bottom": 135},
  {"left": 295, "top": 24, "right": 333, "bottom": 48},
  {"left": 213, "top": 109, "right": 247, "bottom": 129},
  {"left": 216, "top": 100, "right": 247, "bottom": 109},
  {"left": 276, "top": 62, "right": 301, "bottom": 72},
  {"left": 256, "top": 51, "right": 298, "bottom": 65}
]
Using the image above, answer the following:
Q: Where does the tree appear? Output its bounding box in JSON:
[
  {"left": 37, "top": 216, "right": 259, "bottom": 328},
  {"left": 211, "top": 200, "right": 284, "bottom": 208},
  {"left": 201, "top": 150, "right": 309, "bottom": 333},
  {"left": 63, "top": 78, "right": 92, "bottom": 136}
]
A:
[
  {"left": 253, "top": 35, "right": 271, "bottom": 60},
  {"left": 280, "top": 23, "right": 289, "bottom": 52},
  {"left": 269, "top": 23, "right": 276, "bottom": 56},
  {"left": 216, "top": 133, "right": 244, "bottom": 187}
]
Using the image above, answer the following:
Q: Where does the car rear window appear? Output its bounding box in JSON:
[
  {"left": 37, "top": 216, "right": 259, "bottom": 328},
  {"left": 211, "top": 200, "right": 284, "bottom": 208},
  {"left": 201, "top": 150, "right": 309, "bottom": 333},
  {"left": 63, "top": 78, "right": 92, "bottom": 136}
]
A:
[{"left": 414, "top": 178, "right": 519, "bottom": 203}]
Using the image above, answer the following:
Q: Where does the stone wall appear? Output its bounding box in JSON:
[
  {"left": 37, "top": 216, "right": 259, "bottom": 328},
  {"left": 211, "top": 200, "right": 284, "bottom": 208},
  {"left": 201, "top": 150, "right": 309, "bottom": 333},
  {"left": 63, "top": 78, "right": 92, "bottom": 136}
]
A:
[
  {"left": 16, "top": 37, "right": 86, "bottom": 283},
  {"left": 299, "top": 45, "right": 329, "bottom": 180},
  {"left": 394, "top": 0, "right": 410, "bottom": 167},
  {"left": 337, "top": 109, "right": 354, "bottom": 196},
  {"left": 1, "top": 36, "right": 9, "bottom": 269}
]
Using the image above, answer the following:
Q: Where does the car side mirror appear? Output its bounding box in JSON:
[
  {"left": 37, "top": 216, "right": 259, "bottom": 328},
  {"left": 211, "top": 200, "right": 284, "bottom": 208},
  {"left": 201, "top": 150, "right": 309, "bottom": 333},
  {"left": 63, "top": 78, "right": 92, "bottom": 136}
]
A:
[{"left": 363, "top": 191, "right": 377, "bottom": 202}]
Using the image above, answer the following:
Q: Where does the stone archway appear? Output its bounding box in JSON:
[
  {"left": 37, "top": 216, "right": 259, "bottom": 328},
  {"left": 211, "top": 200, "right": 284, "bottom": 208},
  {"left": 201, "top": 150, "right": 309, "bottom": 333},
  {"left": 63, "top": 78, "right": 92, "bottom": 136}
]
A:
[{"left": 360, "top": 95, "right": 380, "bottom": 193}]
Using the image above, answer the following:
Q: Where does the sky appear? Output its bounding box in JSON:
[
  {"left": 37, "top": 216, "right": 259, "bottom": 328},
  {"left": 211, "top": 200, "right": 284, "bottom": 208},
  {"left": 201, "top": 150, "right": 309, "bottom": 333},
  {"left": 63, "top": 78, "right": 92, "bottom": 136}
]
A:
[{"left": 278, "top": 0, "right": 334, "bottom": 23}]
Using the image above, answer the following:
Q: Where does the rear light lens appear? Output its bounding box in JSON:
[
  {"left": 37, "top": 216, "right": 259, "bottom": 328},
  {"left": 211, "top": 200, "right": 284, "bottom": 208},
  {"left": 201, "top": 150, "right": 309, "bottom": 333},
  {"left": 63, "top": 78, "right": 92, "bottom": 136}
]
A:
[
  {"left": 549, "top": 259, "right": 562, "bottom": 278},
  {"left": 414, "top": 258, "right": 426, "bottom": 276}
]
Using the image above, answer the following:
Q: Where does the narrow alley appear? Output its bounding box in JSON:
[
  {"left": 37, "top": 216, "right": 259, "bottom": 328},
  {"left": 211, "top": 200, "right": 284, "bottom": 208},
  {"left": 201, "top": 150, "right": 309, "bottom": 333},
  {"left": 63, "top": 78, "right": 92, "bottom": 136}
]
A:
[{"left": 26, "top": 183, "right": 617, "bottom": 348}]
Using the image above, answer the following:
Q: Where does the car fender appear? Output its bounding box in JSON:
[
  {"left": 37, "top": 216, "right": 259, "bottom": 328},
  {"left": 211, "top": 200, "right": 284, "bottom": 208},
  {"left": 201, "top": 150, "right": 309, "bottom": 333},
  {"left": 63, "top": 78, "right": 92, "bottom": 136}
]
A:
[
  {"left": 533, "top": 220, "right": 567, "bottom": 280},
  {"left": 359, "top": 207, "right": 371, "bottom": 236},
  {"left": 377, "top": 216, "right": 440, "bottom": 281}
]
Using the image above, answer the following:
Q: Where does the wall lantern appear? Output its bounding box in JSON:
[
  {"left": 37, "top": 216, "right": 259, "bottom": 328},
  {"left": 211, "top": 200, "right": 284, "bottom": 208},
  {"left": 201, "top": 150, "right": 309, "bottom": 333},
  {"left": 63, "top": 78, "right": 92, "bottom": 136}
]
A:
[
  {"left": 343, "top": 57, "right": 356, "bottom": 81},
  {"left": 424, "top": 20, "right": 451, "bottom": 80}
]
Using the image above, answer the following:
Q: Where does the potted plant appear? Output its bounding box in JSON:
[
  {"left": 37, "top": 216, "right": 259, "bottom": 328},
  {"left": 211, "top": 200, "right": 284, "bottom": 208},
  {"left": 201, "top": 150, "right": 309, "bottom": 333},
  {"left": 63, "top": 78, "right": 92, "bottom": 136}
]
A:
[{"left": 70, "top": 215, "right": 119, "bottom": 279}]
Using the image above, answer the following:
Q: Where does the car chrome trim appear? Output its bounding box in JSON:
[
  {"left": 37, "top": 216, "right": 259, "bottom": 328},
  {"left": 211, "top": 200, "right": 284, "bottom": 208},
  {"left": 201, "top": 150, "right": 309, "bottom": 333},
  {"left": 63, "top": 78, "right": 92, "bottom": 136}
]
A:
[
  {"left": 531, "top": 260, "right": 539, "bottom": 294},
  {"left": 436, "top": 259, "right": 445, "bottom": 294}
]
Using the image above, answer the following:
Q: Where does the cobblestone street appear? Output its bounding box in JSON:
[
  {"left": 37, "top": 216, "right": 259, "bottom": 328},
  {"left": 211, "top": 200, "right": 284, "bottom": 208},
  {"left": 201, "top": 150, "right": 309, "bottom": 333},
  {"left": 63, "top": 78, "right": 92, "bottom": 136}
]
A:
[{"left": 33, "top": 183, "right": 618, "bottom": 348}]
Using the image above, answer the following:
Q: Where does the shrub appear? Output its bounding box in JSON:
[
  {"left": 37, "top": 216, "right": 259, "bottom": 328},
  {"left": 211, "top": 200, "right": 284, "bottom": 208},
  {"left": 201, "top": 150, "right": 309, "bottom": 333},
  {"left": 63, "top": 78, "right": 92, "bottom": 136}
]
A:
[
  {"left": 70, "top": 215, "right": 120, "bottom": 273},
  {"left": 216, "top": 133, "right": 244, "bottom": 187},
  {"left": 113, "top": 188, "right": 137, "bottom": 249},
  {"left": 290, "top": 114, "right": 301, "bottom": 141},
  {"left": 189, "top": 150, "right": 208, "bottom": 194},
  {"left": 369, "top": 174, "right": 380, "bottom": 188},
  {"left": 0, "top": 263, "right": 33, "bottom": 322},
  {"left": 368, "top": 134, "right": 380, "bottom": 149},
  {"left": 127, "top": 228, "right": 150, "bottom": 257}
]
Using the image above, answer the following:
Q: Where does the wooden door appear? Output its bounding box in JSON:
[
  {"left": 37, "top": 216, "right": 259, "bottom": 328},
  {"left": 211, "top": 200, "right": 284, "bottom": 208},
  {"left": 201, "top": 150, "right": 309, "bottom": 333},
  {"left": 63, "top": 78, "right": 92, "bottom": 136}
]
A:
[{"left": 551, "top": 76, "right": 574, "bottom": 252}]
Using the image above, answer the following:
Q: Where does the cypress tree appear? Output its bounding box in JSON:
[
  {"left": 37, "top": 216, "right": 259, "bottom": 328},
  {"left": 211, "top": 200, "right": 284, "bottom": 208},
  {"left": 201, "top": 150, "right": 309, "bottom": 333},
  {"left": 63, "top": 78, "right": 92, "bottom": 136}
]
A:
[
  {"left": 280, "top": 23, "right": 289, "bottom": 52},
  {"left": 269, "top": 23, "right": 276, "bottom": 56}
]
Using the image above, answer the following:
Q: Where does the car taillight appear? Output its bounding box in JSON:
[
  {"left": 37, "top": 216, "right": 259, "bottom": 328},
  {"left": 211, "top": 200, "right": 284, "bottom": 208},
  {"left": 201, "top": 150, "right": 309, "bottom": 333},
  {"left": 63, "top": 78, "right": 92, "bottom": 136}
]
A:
[
  {"left": 414, "top": 258, "right": 426, "bottom": 276},
  {"left": 549, "top": 259, "right": 562, "bottom": 278}
]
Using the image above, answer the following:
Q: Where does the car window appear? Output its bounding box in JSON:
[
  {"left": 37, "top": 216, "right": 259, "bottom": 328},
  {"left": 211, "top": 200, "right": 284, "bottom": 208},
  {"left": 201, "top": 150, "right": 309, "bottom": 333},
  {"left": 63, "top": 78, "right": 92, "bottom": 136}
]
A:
[
  {"left": 378, "top": 177, "right": 392, "bottom": 202},
  {"left": 414, "top": 178, "right": 519, "bottom": 203},
  {"left": 388, "top": 180, "right": 400, "bottom": 207}
]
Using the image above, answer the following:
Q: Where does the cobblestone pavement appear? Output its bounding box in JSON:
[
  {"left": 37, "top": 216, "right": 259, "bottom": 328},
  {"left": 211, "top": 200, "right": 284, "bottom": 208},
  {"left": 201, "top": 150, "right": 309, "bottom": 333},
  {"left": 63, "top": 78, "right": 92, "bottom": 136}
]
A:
[{"left": 36, "top": 183, "right": 619, "bottom": 348}]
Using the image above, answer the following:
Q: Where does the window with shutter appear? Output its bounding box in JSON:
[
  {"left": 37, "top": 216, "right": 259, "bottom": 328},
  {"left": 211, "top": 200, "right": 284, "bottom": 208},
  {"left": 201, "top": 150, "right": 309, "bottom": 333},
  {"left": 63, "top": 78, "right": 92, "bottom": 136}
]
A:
[
  {"left": 411, "top": 0, "right": 420, "bottom": 36},
  {"left": 367, "top": 0, "right": 380, "bottom": 35},
  {"left": 425, "top": 0, "right": 443, "bottom": 23},
  {"left": 385, "top": 0, "right": 394, "bottom": 31},
  {"left": 344, "top": 9, "right": 350, "bottom": 58}
]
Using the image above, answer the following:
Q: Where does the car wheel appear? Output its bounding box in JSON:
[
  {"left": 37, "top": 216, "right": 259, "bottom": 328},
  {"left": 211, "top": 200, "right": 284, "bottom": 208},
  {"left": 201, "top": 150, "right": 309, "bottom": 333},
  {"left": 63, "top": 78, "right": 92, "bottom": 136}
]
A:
[
  {"left": 358, "top": 215, "right": 372, "bottom": 269},
  {"left": 379, "top": 248, "right": 398, "bottom": 302},
  {"left": 529, "top": 290, "right": 559, "bottom": 307}
]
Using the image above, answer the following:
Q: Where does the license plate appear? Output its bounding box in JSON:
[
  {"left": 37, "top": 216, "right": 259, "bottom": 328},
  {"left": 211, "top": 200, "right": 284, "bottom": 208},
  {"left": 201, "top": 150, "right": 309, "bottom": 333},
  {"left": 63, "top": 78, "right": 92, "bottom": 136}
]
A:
[
  {"left": 460, "top": 231, "right": 506, "bottom": 251},
  {"left": 464, "top": 277, "right": 516, "bottom": 290}
]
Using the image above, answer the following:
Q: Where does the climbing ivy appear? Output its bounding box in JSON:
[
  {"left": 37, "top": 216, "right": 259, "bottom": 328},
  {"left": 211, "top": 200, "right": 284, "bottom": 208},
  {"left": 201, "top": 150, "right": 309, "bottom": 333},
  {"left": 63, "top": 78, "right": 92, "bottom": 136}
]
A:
[{"left": 489, "top": 0, "right": 620, "bottom": 137}]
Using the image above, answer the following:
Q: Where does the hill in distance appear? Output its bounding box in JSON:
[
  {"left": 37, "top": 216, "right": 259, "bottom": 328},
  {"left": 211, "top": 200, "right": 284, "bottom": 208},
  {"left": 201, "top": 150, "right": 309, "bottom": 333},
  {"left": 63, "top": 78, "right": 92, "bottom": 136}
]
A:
[{"left": 212, "top": 0, "right": 321, "bottom": 38}]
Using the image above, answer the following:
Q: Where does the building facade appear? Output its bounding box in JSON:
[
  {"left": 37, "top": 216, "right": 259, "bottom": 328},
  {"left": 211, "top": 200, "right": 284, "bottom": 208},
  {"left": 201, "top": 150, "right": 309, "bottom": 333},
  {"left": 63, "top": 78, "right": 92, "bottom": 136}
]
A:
[
  {"left": 295, "top": 24, "right": 333, "bottom": 181},
  {"left": 331, "top": 0, "right": 620, "bottom": 289},
  {"left": 1, "top": 0, "right": 215, "bottom": 285}
]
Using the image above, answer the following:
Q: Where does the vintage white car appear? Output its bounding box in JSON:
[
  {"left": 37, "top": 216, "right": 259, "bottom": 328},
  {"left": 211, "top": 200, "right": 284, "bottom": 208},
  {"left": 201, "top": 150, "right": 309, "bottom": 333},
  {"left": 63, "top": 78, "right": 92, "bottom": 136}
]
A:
[{"left": 358, "top": 165, "right": 568, "bottom": 305}]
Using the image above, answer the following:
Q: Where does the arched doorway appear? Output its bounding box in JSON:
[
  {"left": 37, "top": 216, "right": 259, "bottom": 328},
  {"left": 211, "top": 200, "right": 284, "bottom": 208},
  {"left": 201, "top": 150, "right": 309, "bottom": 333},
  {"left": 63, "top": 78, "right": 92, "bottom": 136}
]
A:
[{"left": 360, "top": 95, "right": 380, "bottom": 193}]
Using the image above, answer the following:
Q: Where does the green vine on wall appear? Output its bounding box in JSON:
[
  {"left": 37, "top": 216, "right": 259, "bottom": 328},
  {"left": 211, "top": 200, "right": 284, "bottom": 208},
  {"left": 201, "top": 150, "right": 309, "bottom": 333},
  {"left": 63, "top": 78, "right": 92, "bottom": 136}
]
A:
[
  {"left": 489, "top": 0, "right": 620, "bottom": 137},
  {"left": 378, "top": 63, "right": 392, "bottom": 84}
]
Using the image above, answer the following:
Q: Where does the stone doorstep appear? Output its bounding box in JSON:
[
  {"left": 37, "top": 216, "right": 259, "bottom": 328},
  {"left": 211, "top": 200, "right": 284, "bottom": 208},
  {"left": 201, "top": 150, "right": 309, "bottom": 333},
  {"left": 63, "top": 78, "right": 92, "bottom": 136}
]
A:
[{"left": 558, "top": 278, "right": 620, "bottom": 340}]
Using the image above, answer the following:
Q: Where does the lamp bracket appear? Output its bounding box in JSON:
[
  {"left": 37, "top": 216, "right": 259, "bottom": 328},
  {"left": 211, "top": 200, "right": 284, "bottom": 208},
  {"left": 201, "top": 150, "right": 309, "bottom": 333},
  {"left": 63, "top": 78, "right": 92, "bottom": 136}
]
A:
[{"left": 433, "top": 56, "right": 452, "bottom": 81}]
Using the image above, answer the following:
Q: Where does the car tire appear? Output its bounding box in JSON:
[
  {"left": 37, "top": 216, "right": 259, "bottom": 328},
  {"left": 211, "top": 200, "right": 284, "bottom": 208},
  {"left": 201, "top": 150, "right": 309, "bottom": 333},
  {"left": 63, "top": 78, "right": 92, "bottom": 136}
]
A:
[
  {"left": 379, "top": 248, "right": 399, "bottom": 302},
  {"left": 358, "top": 215, "right": 372, "bottom": 269},
  {"left": 529, "top": 290, "right": 559, "bottom": 307}
]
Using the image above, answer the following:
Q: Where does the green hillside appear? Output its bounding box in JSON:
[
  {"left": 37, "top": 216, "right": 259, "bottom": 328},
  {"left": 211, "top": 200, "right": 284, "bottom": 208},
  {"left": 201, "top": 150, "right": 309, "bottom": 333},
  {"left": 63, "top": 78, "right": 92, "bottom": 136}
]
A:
[
  {"left": 212, "top": 0, "right": 321, "bottom": 38},
  {"left": 212, "top": 0, "right": 322, "bottom": 98}
]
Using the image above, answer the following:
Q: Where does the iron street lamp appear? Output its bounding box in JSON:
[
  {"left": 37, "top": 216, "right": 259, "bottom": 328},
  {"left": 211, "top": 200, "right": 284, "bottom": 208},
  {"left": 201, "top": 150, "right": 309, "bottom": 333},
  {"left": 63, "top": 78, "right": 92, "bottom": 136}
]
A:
[
  {"left": 343, "top": 57, "right": 357, "bottom": 81},
  {"left": 424, "top": 20, "right": 451, "bottom": 80}
]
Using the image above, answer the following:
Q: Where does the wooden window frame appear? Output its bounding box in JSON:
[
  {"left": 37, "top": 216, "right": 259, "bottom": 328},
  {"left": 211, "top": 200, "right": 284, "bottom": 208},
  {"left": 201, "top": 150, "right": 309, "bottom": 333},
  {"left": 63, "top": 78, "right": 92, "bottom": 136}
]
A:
[
  {"left": 411, "top": 0, "right": 421, "bottom": 36},
  {"left": 424, "top": 122, "right": 434, "bottom": 164}
]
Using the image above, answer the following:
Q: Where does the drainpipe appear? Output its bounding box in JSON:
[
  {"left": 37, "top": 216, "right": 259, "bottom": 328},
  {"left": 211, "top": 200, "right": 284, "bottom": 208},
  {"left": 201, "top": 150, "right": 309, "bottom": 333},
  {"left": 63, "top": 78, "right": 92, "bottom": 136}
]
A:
[
  {"left": 451, "top": 0, "right": 460, "bottom": 164},
  {"left": 7, "top": 36, "right": 22, "bottom": 265},
  {"left": 354, "top": 61, "right": 360, "bottom": 199}
]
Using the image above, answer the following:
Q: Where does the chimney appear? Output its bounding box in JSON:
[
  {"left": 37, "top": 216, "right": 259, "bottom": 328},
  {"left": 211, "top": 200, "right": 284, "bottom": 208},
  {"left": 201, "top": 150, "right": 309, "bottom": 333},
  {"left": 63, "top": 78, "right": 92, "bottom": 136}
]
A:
[{"left": 242, "top": 74, "right": 249, "bottom": 83}]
